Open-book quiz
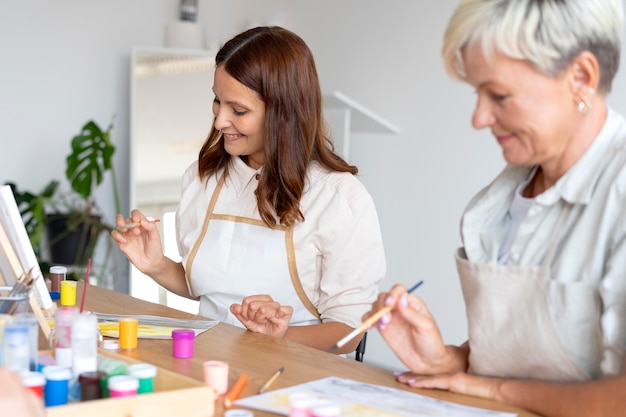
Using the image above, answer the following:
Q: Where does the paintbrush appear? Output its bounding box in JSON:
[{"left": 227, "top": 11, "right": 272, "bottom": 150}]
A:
[{"left": 329, "top": 280, "right": 424, "bottom": 352}]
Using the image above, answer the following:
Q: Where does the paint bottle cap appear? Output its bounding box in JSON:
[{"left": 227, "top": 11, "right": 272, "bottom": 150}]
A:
[
  {"left": 225, "top": 410, "right": 254, "bottom": 417},
  {"left": 309, "top": 401, "right": 341, "bottom": 417},
  {"left": 128, "top": 363, "right": 157, "bottom": 379},
  {"left": 50, "top": 266, "right": 68, "bottom": 274},
  {"left": 21, "top": 371, "right": 46, "bottom": 387},
  {"left": 172, "top": 328, "right": 195, "bottom": 340},
  {"left": 108, "top": 374, "right": 139, "bottom": 391},
  {"left": 42, "top": 365, "right": 72, "bottom": 381},
  {"left": 101, "top": 339, "right": 119, "bottom": 350}
]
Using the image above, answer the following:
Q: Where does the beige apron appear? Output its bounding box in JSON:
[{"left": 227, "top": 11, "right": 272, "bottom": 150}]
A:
[
  {"left": 185, "top": 174, "right": 320, "bottom": 327},
  {"left": 455, "top": 204, "right": 591, "bottom": 382}
]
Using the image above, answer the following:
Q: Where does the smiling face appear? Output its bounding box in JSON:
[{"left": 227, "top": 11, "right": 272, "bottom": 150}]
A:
[
  {"left": 463, "top": 44, "right": 582, "bottom": 172},
  {"left": 212, "top": 65, "right": 266, "bottom": 169}
]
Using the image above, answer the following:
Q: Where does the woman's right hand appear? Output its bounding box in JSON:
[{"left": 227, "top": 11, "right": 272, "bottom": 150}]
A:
[
  {"left": 363, "top": 284, "right": 467, "bottom": 375},
  {"left": 110, "top": 209, "right": 165, "bottom": 276}
]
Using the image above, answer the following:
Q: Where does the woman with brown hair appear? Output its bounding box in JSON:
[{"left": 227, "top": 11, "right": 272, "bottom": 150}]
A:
[{"left": 113, "top": 26, "right": 385, "bottom": 354}]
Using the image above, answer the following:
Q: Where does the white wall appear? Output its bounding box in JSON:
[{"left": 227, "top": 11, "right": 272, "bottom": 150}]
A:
[{"left": 2, "top": 0, "right": 626, "bottom": 371}]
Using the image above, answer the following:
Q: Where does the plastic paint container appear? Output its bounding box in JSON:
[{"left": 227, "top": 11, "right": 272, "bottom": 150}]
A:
[
  {"left": 78, "top": 371, "right": 105, "bottom": 401},
  {"left": 49, "top": 266, "right": 67, "bottom": 293},
  {"left": 42, "top": 365, "right": 72, "bottom": 406},
  {"left": 101, "top": 339, "right": 119, "bottom": 350},
  {"left": 225, "top": 410, "right": 254, "bottom": 417},
  {"left": 288, "top": 392, "right": 317, "bottom": 417},
  {"left": 21, "top": 371, "right": 45, "bottom": 399},
  {"left": 118, "top": 317, "right": 138, "bottom": 350},
  {"left": 53, "top": 306, "right": 78, "bottom": 368},
  {"left": 71, "top": 312, "right": 98, "bottom": 376},
  {"left": 108, "top": 375, "right": 139, "bottom": 398},
  {"left": 3, "top": 320, "right": 31, "bottom": 372},
  {"left": 203, "top": 360, "right": 229, "bottom": 395},
  {"left": 97, "top": 354, "right": 128, "bottom": 398},
  {"left": 128, "top": 363, "right": 157, "bottom": 394},
  {"left": 60, "top": 280, "right": 77, "bottom": 307},
  {"left": 171, "top": 328, "right": 195, "bottom": 358},
  {"left": 309, "top": 401, "right": 341, "bottom": 417}
]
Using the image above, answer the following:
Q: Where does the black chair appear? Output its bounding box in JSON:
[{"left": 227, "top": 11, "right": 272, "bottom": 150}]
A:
[{"left": 354, "top": 332, "right": 367, "bottom": 362}]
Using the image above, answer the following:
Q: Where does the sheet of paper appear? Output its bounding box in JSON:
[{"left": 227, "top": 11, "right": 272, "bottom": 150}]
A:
[
  {"left": 47, "top": 313, "right": 218, "bottom": 339},
  {"left": 95, "top": 312, "right": 218, "bottom": 339},
  {"left": 235, "top": 376, "right": 517, "bottom": 417}
]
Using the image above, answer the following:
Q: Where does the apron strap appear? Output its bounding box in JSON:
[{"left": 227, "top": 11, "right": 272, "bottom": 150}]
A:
[
  {"left": 285, "top": 226, "right": 321, "bottom": 321},
  {"left": 185, "top": 174, "right": 226, "bottom": 288},
  {"left": 186, "top": 172, "right": 321, "bottom": 322}
]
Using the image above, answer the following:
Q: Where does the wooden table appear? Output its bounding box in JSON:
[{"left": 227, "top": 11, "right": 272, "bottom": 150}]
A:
[{"left": 74, "top": 282, "right": 539, "bottom": 417}]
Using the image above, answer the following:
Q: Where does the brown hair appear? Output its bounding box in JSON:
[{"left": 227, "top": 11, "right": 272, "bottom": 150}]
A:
[{"left": 198, "top": 26, "right": 357, "bottom": 227}]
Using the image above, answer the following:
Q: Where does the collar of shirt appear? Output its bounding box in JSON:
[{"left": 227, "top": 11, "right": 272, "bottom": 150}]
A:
[
  {"left": 536, "top": 107, "right": 625, "bottom": 206},
  {"left": 228, "top": 156, "right": 263, "bottom": 197}
]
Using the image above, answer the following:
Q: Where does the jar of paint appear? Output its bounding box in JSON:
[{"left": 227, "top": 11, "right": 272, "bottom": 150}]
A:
[
  {"left": 128, "top": 363, "right": 157, "bottom": 394},
  {"left": 21, "top": 371, "right": 45, "bottom": 399},
  {"left": 118, "top": 317, "right": 138, "bottom": 350},
  {"left": 288, "top": 392, "right": 317, "bottom": 417},
  {"left": 97, "top": 354, "right": 128, "bottom": 398},
  {"left": 49, "top": 266, "right": 67, "bottom": 293},
  {"left": 53, "top": 306, "right": 78, "bottom": 368},
  {"left": 309, "top": 401, "right": 341, "bottom": 417},
  {"left": 71, "top": 312, "right": 98, "bottom": 376},
  {"left": 42, "top": 365, "right": 72, "bottom": 406},
  {"left": 203, "top": 360, "right": 229, "bottom": 395},
  {"left": 171, "top": 328, "right": 195, "bottom": 358},
  {"left": 78, "top": 371, "right": 105, "bottom": 401},
  {"left": 108, "top": 374, "right": 139, "bottom": 398},
  {"left": 59, "top": 280, "right": 77, "bottom": 307}
]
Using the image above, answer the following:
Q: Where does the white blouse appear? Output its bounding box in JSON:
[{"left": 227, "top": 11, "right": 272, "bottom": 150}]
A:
[{"left": 175, "top": 156, "right": 386, "bottom": 328}]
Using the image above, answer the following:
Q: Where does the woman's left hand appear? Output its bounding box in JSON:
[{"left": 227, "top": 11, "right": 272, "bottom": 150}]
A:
[
  {"left": 230, "top": 294, "right": 293, "bottom": 338},
  {"left": 394, "top": 370, "right": 504, "bottom": 402}
]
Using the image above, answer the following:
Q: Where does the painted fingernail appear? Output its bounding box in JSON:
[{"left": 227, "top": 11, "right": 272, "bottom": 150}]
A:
[
  {"left": 393, "top": 371, "right": 403, "bottom": 376},
  {"left": 384, "top": 295, "right": 393, "bottom": 305},
  {"left": 408, "top": 379, "right": 416, "bottom": 384},
  {"left": 380, "top": 312, "right": 391, "bottom": 325},
  {"left": 400, "top": 295, "right": 408, "bottom": 308}
]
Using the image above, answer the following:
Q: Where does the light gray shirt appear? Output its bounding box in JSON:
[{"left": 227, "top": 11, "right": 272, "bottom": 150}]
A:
[{"left": 460, "top": 107, "right": 626, "bottom": 376}]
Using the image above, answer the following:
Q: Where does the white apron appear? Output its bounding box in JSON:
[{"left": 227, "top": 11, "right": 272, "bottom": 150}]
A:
[
  {"left": 455, "top": 204, "right": 593, "bottom": 382},
  {"left": 185, "top": 174, "right": 320, "bottom": 327}
]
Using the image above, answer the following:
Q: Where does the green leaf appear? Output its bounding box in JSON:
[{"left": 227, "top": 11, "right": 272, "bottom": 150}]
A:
[
  {"left": 5, "top": 180, "right": 59, "bottom": 257},
  {"left": 65, "top": 120, "right": 116, "bottom": 200}
]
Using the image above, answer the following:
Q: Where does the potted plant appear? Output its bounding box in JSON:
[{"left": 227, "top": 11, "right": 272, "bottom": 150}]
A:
[{"left": 6, "top": 116, "right": 121, "bottom": 281}]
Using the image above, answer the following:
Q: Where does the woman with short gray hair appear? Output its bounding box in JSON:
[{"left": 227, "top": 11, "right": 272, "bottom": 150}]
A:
[{"left": 364, "top": 1, "right": 626, "bottom": 415}]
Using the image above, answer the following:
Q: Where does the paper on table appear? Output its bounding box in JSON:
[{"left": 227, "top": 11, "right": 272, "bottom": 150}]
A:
[
  {"left": 95, "top": 313, "right": 218, "bottom": 339},
  {"left": 48, "top": 313, "right": 218, "bottom": 339},
  {"left": 234, "top": 376, "right": 517, "bottom": 417}
]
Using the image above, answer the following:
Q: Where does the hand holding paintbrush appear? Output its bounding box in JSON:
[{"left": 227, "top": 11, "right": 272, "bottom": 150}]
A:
[{"left": 329, "top": 281, "right": 424, "bottom": 352}]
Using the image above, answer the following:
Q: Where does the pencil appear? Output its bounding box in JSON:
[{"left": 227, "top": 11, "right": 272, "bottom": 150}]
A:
[
  {"left": 224, "top": 373, "right": 248, "bottom": 408},
  {"left": 333, "top": 280, "right": 424, "bottom": 350},
  {"left": 117, "top": 218, "right": 160, "bottom": 230},
  {"left": 258, "top": 367, "right": 284, "bottom": 394}
]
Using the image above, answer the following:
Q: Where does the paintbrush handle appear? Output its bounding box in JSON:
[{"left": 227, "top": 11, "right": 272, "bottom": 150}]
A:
[
  {"left": 335, "top": 304, "right": 393, "bottom": 349},
  {"left": 334, "top": 281, "right": 424, "bottom": 349}
]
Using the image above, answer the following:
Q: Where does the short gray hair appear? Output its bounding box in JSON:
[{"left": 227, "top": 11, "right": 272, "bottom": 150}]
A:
[{"left": 442, "top": 0, "right": 624, "bottom": 92}]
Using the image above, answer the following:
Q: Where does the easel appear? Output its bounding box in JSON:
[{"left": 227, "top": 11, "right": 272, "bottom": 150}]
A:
[{"left": 0, "top": 186, "right": 55, "bottom": 341}]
